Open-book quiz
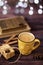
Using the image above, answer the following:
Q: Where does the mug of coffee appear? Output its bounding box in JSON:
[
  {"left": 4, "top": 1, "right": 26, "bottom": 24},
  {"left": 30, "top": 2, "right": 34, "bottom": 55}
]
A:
[{"left": 18, "top": 32, "right": 40, "bottom": 55}]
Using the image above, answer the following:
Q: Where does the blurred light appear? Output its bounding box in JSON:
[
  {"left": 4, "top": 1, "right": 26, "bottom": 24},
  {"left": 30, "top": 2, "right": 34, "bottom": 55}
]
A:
[
  {"left": 38, "top": 9, "right": 43, "bottom": 14},
  {"left": 29, "top": 0, "right": 34, "bottom": 3},
  {"left": 25, "top": 0, "right": 28, "bottom": 2},
  {"left": 30, "top": 7, "right": 33, "bottom": 10},
  {"left": 0, "top": 0, "right": 2, "bottom": 1},
  {"left": 0, "top": 0, "right": 4, "bottom": 6},
  {"left": 3, "top": 5, "right": 7, "bottom": 10},
  {"left": 20, "top": 8, "right": 24, "bottom": 14},
  {"left": 18, "top": 1, "right": 23, "bottom": 7},
  {"left": 3, "top": 5, "right": 11, "bottom": 10},
  {"left": 17, "top": 2, "right": 28, "bottom": 8},
  {"left": 34, "top": 0, "right": 39, "bottom": 4},
  {"left": 19, "top": 0, "right": 24, "bottom": 2},
  {"left": 16, "top": 5, "right": 19, "bottom": 8},
  {"left": 2, "top": 9, "right": 8, "bottom": 15},
  {"left": 4, "top": 0, "right": 7, "bottom": 4},
  {"left": 23, "top": 2, "right": 28, "bottom": 8},
  {"left": 28, "top": 10, "right": 33, "bottom": 15},
  {"left": 14, "top": 9, "right": 19, "bottom": 14},
  {"left": 39, "top": 5, "right": 43, "bottom": 9}
]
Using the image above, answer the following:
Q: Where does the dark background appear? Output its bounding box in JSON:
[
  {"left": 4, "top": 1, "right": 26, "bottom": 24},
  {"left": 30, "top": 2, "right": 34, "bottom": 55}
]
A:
[{"left": 0, "top": 0, "right": 43, "bottom": 65}]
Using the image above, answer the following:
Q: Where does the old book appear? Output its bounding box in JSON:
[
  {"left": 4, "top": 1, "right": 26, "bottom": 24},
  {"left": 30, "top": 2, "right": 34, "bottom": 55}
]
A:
[{"left": 0, "top": 16, "right": 31, "bottom": 38}]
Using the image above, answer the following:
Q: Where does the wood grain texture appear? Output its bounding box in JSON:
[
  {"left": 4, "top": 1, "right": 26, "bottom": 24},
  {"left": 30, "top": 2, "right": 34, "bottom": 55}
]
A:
[
  {"left": 0, "top": 21, "right": 43, "bottom": 65},
  {"left": 0, "top": 3, "right": 43, "bottom": 64}
]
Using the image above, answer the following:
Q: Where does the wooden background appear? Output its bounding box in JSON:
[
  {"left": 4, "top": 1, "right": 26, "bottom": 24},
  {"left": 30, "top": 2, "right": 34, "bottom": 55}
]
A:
[{"left": 0, "top": 0, "right": 43, "bottom": 65}]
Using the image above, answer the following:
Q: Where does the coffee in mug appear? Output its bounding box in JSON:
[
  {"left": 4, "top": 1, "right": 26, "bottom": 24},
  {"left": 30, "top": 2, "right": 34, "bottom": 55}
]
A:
[{"left": 18, "top": 32, "right": 40, "bottom": 55}]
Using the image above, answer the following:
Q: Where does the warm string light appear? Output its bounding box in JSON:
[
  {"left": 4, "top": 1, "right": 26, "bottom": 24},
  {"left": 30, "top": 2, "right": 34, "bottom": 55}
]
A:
[
  {"left": 38, "top": 5, "right": 43, "bottom": 14},
  {"left": 4, "top": 0, "right": 7, "bottom": 4},
  {"left": 0, "top": 0, "right": 4, "bottom": 6},
  {"left": 14, "top": 8, "right": 24, "bottom": 14},
  {"left": 15, "top": 0, "right": 43, "bottom": 15},
  {"left": 0, "top": 0, "right": 11, "bottom": 15},
  {"left": 30, "top": 7, "right": 34, "bottom": 10},
  {"left": 16, "top": 0, "right": 28, "bottom": 8},
  {"left": 2, "top": 9, "right": 8, "bottom": 15},
  {"left": 34, "top": 0, "right": 39, "bottom": 4},
  {"left": 14, "top": 9, "right": 19, "bottom": 14},
  {"left": 15, "top": 0, "right": 28, "bottom": 14},
  {"left": 39, "top": 5, "right": 43, "bottom": 9},
  {"left": 19, "top": 0, "right": 24, "bottom": 2},
  {"left": 20, "top": 8, "right": 24, "bottom": 14},
  {"left": 38, "top": 9, "right": 43, "bottom": 14},
  {"left": 2, "top": 4, "right": 9, "bottom": 15},
  {"left": 0, "top": 0, "right": 43, "bottom": 15},
  {"left": 37, "top": 4, "right": 43, "bottom": 14},
  {"left": 28, "top": 7, "right": 34, "bottom": 15},
  {"left": 0, "top": 0, "right": 7, "bottom": 7},
  {"left": 19, "top": 0, "right": 28, "bottom": 2}
]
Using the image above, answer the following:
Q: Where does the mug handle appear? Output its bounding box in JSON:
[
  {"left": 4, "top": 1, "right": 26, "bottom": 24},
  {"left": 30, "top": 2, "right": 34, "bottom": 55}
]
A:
[{"left": 32, "top": 39, "right": 40, "bottom": 50}]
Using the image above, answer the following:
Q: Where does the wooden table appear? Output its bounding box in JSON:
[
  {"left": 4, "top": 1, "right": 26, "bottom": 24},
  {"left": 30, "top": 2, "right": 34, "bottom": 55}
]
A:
[
  {"left": 0, "top": 19, "right": 43, "bottom": 65},
  {"left": 0, "top": 7, "right": 43, "bottom": 65}
]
